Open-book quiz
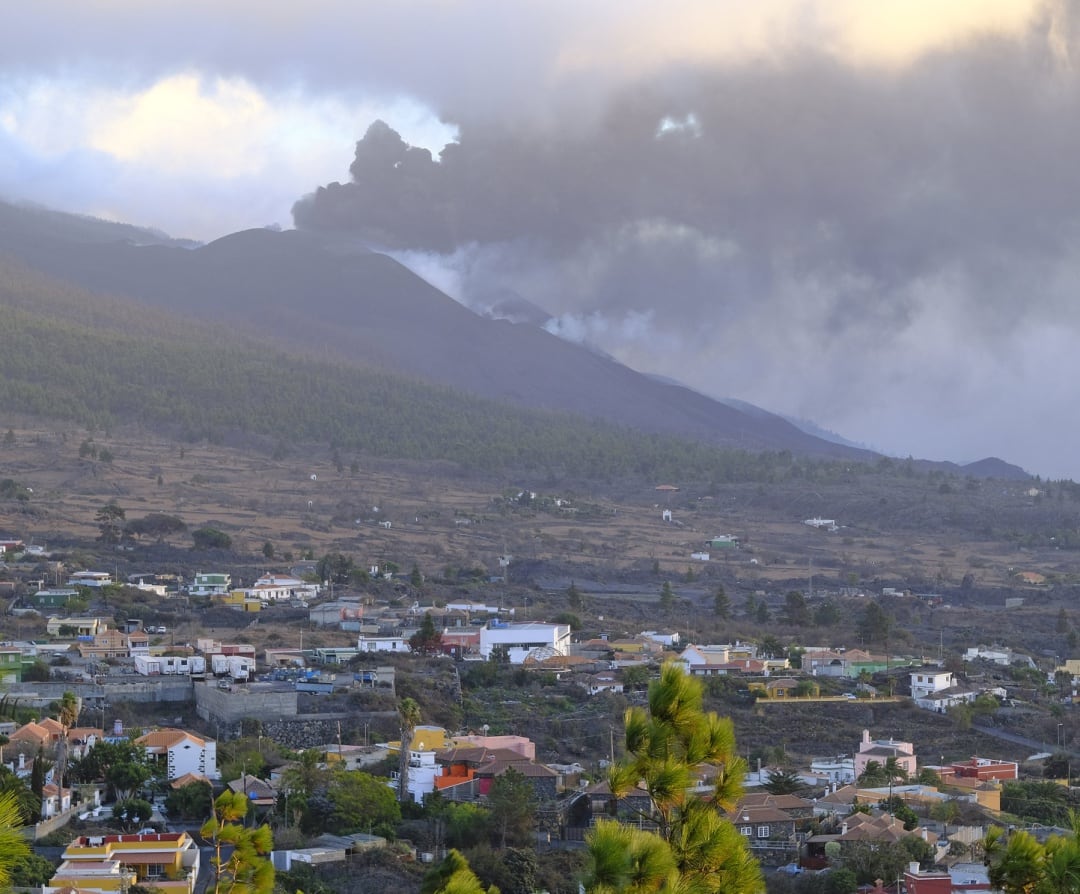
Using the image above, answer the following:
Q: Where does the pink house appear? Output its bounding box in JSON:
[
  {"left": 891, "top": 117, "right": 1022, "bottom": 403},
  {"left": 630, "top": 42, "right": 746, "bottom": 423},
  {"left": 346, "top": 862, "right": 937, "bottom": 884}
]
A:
[{"left": 854, "top": 729, "right": 917, "bottom": 779}]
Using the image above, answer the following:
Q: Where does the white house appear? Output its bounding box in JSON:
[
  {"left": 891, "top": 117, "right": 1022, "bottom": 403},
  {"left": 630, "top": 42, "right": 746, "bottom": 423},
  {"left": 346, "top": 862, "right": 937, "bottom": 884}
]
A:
[
  {"left": 583, "top": 671, "right": 625, "bottom": 696},
  {"left": 910, "top": 668, "right": 955, "bottom": 701},
  {"left": 356, "top": 634, "right": 410, "bottom": 653},
  {"left": 404, "top": 749, "right": 441, "bottom": 803},
  {"left": 810, "top": 755, "right": 855, "bottom": 784},
  {"left": 66, "top": 571, "right": 113, "bottom": 588},
  {"left": 246, "top": 574, "right": 320, "bottom": 603},
  {"left": 132, "top": 580, "right": 168, "bottom": 597},
  {"left": 963, "top": 645, "right": 1034, "bottom": 668},
  {"left": 641, "top": 630, "right": 681, "bottom": 648},
  {"left": 135, "top": 728, "right": 219, "bottom": 780},
  {"left": 910, "top": 668, "right": 979, "bottom": 711},
  {"left": 675, "top": 649, "right": 772, "bottom": 677},
  {"left": 41, "top": 782, "right": 72, "bottom": 819},
  {"left": 445, "top": 601, "right": 503, "bottom": 615},
  {"left": 478, "top": 622, "right": 571, "bottom": 664}
]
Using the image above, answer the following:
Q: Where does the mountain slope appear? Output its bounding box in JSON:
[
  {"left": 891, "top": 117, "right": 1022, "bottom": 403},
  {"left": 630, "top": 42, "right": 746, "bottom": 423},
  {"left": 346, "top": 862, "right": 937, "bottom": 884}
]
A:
[
  {"left": 0, "top": 259, "right": 848, "bottom": 484},
  {"left": 0, "top": 201, "right": 872, "bottom": 461}
]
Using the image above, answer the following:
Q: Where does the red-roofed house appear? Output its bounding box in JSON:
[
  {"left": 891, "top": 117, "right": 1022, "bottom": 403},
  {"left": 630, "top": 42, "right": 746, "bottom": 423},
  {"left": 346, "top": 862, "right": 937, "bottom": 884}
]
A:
[{"left": 135, "top": 729, "right": 218, "bottom": 780}]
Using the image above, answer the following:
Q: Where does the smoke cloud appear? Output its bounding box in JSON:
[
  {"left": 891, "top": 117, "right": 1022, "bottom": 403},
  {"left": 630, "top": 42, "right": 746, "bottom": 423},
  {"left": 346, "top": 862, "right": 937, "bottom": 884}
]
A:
[{"left": 292, "top": 4, "right": 1080, "bottom": 477}]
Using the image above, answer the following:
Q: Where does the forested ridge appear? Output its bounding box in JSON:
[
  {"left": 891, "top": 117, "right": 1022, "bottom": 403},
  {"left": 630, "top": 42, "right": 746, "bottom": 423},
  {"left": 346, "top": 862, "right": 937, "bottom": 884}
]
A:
[{"left": 0, "top": 261, "right": 824, "bottom": 482}]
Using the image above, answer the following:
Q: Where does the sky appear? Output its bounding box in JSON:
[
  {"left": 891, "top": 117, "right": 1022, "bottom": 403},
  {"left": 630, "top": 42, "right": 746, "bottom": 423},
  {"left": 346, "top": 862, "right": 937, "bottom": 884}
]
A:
[{"left": 2, "top": 0, "right": 1077, "bottom": 478}]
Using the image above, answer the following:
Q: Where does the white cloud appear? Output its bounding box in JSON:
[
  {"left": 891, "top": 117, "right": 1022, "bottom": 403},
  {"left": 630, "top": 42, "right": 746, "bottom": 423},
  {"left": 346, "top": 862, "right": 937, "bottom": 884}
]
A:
[
  {"left": 88, "top": 75, "right": 272, "bottom": 175},
  {"left": 0, "top": 72, "right": 455, "bottom": 239}
]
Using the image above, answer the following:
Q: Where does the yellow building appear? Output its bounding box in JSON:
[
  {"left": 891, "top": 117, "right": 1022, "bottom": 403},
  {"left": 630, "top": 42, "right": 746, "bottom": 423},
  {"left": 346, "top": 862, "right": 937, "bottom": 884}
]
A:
[
  {"left": 220, "top": 590, "right": 262, "bottom": 612},
  {"left": 383, "top": 725, "right": 452, "bottom": 758},
  {"left": 47, "top": 832, "right": 201, "bottom": 894},
  {"left": 46, "top": 616, "right": 108, "bottom": 637},
  {"left": 1056, "top": 659, "right": 1080, "bottom": 677}
]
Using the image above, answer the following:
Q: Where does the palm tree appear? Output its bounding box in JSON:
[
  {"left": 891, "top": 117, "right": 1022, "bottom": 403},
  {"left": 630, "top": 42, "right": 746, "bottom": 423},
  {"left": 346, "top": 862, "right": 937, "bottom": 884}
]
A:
[
  {"left": 56, "top": 692, "right": 79, "bottom": 728},
  {"left": 398, "top": 697, "right": 421, "bottom": 804},
  {"left": 883, "top": 756, "right": 908, "bottom": 785},
  {"left": 984, "top": 826, "right": 1045, "bottom": 894},
  {"left": 1041, "top": 836, "right": 1080, "bottom": 894},
  {"left": 983, "top": 812, "right": 1080, "bottom": 894},
  {"left": 0, "top": 790, "right": 32, "bottom": 888}
]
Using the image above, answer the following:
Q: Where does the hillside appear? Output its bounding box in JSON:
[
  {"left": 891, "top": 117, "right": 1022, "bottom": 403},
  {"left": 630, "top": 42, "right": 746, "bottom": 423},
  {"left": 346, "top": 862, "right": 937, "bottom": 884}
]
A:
[
  {"left": 0, "top": 261, "right": 846, "bottom": 483},
  {"left": 0, "top": 200, "right": 876, "bottom": 461}
]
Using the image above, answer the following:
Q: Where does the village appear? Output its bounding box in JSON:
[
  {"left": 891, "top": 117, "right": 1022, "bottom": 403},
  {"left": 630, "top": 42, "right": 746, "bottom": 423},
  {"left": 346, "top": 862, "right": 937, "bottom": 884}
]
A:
[{"left": 1, "top": 520, "right": 1079, "bottom": 894}]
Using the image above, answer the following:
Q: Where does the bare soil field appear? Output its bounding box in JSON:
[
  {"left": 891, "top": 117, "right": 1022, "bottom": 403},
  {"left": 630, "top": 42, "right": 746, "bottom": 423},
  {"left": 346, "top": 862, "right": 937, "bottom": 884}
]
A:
[
  {"left": 1, "top": 423, "right": 1062, "bottom": 585},
  {"left": 2, "top": 421, "right": 1080, "bottom": 668}
]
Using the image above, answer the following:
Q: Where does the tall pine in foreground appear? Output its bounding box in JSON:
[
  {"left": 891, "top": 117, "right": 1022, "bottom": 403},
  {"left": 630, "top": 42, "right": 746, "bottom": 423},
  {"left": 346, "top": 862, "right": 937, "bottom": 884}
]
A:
[{"left": 586, "top": 662, "right": 763, "bottom": 894}]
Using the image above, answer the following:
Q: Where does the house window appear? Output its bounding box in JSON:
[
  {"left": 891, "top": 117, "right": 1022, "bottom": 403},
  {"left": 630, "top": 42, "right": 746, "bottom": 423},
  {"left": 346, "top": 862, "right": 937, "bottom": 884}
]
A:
[
  {"left": 757, "top": 825, "right": 770, "bottom": 838},
  {"left": 740, "top": 826, "right": 752, "bottom": 836},
  {"left": 146, "top": 863, "right": 165, "bottom": 877}
]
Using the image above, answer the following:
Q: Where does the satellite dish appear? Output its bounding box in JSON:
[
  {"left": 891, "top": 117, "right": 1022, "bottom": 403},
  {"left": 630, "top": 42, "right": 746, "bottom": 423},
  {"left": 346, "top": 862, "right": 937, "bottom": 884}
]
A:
[{"left": 310, "top": 474, "right": 317, "bottom": 481}]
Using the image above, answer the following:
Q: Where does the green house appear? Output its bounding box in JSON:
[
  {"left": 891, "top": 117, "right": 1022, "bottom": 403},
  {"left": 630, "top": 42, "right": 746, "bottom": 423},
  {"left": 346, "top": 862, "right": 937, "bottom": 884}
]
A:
[
  {"left": 32, "top": 588, "right": 78, "bottom": 609},
  {"left": 0, "top": 649, "right": 25, "bottom": 683}
]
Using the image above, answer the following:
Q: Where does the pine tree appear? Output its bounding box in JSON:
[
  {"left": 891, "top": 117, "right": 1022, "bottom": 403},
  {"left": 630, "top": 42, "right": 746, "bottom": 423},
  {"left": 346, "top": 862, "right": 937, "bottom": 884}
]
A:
[
  {"left": 586, "top": 662, "right": 762, "bottom": 894},
  {"left": 659, "top": 581, "right": 674, "bottom": 612},
  {"left": 409, "top": 613, "right": 443, "bottom": 656},
  {"left": 567, "top": 581, "right": 583, "bottom": 611},
  {"left": 714, "top": 585, "right": 731, "bottom": 619},
  {"left": 201, "top": 791, "right": 274, "bottom": 894},
  {"left": 421, "top": 849, "right": 499, "bottom": 894},
  {"left": 95, "top": 502, "right": 126, "bottom": 544}
]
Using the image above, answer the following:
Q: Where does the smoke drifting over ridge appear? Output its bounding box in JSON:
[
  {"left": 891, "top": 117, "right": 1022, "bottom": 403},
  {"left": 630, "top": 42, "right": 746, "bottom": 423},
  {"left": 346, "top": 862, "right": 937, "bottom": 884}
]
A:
[{"left": 292, "top": 5, "right": 1080, "bottom": 477}]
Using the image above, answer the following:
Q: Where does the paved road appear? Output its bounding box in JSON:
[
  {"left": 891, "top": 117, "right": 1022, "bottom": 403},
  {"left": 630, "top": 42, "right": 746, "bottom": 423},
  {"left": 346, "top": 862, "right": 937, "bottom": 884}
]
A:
[
  {"left": 755, "top": 696, "right": 905, "bottom": 706},
  {"left": 972, "top": 724, "right": 1077, "bottom": 757},
  {"left": 193, "top": 845, "right": 214, "bottom": 894}
]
